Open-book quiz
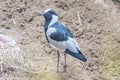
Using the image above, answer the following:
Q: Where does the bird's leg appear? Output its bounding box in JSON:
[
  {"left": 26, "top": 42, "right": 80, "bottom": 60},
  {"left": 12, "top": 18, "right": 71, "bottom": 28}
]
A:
[
  {"left": 63, "top": 53, "right": 67, "bottom": 72},
  {"left": 56, "top": 50, "right": 60, "bottom": 72}
]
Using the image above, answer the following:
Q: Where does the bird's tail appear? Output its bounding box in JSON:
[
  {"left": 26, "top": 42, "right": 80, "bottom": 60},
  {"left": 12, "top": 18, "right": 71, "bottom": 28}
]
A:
[{"left": 65, "top": 49, "right": 87, "bottom": 62}]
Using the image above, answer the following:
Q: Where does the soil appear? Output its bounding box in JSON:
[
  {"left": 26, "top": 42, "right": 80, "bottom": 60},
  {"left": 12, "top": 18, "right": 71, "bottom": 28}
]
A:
[{"left": 0, "top": 0, "right": 120, "bottom": 80}]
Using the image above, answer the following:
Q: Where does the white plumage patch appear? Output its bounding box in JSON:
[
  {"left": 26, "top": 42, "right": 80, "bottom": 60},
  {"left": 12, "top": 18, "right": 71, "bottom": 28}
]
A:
[
  {"left": 46, "top": 27, "right": 56, "bottom": 36},
  {"left": 66, "top": 37, "right": 80, "bottom": 52},
  {"left": 48, "top": 15, "right": 58, "bottom": 27}
]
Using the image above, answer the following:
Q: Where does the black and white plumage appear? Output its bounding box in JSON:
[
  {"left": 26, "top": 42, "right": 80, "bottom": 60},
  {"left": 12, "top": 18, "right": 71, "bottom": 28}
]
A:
[{"left": 39, "top": 9, "right": 87, "bottom": 72}]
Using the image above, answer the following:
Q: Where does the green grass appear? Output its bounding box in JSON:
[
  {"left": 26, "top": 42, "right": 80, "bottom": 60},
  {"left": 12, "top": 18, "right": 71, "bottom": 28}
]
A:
[
  {"left": 32, "top": 72, "right": 61, "bottom": 80},
  {"left": 100, "top": 41, "right": 120, "bottom": 80}
]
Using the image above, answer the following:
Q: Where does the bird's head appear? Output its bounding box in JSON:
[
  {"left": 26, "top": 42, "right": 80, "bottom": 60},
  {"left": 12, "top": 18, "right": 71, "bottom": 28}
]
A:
[{"left": 38, "top": 9, "right": 58, "bottom": 22}]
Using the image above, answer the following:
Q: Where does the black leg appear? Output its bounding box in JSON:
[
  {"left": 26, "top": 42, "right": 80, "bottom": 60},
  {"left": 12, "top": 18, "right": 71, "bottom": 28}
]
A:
[
  {"left": 63, "top": 53, "right": 67, "bottom": 72},
  {"left": 56, "top": 50, "right": 60, "bottom": 72}
]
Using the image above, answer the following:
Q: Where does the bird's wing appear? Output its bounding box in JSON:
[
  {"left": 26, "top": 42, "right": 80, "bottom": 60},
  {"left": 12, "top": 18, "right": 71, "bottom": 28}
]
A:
[{"left": 49, "top": 22, "right": 73, "bottom": 41}]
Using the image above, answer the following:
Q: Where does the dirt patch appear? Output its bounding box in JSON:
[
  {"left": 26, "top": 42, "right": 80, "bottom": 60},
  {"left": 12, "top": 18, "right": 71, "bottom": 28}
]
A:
[{"left": 0, "top": 0, "right": 120, "bottom": 80}]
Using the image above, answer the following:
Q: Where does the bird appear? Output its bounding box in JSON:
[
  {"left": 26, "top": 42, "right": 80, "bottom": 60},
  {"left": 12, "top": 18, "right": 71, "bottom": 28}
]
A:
[{"left": 38, "top": 9, "right": 87, "bottom": 72}]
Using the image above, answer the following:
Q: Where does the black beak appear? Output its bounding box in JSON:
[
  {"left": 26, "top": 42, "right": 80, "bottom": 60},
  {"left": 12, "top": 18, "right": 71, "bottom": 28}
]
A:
[
  {"left": 37, "top": 13, "right": 43, "bottom": 16},
  {"left": 39, "top": 13, "right": 44, "bottom": 16},
  {"left": 33, "top": 12, "right": 44, "bottom": 16}
]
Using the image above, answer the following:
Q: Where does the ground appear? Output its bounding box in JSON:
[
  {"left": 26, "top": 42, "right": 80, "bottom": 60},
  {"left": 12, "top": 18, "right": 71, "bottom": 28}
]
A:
[{"left": 0, "top": 0, "right": 120, "bottom": 80}]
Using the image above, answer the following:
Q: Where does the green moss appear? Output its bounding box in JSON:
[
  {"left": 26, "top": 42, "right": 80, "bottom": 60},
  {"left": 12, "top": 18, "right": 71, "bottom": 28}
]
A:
[
  {"left": 32, "top": 72, "right": 61, "bottom": 80},
  {"left": 100, "top": 42, "right": 120, "bottom": 80}
]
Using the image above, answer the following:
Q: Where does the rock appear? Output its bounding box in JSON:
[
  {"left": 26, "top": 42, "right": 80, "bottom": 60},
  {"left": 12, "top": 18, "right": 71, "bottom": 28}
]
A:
[
  {"left": 0, "top": 34, "right": 25, "bottom": 73},
  {"left": 0, "top": 34, "right": 16, "bottom": 48}
]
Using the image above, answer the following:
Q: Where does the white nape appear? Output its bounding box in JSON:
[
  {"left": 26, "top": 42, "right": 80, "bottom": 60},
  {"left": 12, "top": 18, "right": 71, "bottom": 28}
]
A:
[{"left": 48, "top": 15, "right": 58, "bottom": 27}]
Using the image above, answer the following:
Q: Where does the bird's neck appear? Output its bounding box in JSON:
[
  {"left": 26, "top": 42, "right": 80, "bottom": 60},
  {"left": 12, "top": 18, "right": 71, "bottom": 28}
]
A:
[{"left": 44, "top": 15, "right": 58, "bottom": 32}]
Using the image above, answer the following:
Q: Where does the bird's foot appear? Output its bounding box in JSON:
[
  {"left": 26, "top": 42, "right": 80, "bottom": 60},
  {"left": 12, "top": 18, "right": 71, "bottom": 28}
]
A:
[{"left": 63, "top": 64, "right": 67, "bottom": 72}]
